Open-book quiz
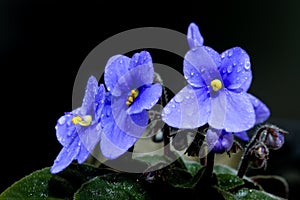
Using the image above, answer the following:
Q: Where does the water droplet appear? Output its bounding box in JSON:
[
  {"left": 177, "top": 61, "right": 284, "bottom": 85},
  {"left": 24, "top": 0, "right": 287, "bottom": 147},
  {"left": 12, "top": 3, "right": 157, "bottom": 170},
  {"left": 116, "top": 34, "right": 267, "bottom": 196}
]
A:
[
  {"left": 119, "top": 59, "right": 123, "bottom": 64},
  {"left": 237, "top": 66, "right": 242, "bottom": 72},
  {"left": 228, "top": 49, "right": 233, "bottom": 57},
  {"left": 233, "top": 61, "right": 237, "bottom": 66},
  {"left": 227, "top": 65, "right": 233, "bottom": 73},
  {"left": 58, "top": 116, "right": 66, "bottom": 125},
  {"left": 222, "top": 68, "right": 227, "bottom": 74},
  {"left": 164, "top": 108, "right": 170, "bottom": 115},
  {"left": 245, "top": 60, "right": 251, "bottom": 70},
  {"left": 172, "top": 104, "right": 176, "bottom": 108},
  {"left": 221, "top": 52, "right": 226, "bottom": 59},
  {"left": 185, "top": 95, "right": 190, "bottom": 99},
  {"left": 190, "top": 72, "right": 194, "bottom": 76},
  {"left": 175, "top": 94, "right": 183, "bottom": 103}
]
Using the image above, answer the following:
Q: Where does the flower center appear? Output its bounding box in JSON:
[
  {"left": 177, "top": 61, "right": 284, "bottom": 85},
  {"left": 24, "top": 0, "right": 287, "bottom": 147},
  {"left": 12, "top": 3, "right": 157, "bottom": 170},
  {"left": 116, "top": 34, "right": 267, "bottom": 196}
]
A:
[
  {"left": 126, "top": 89, "right": 139, "bottom": 106},
  {"left": 210, "top": 79, "right": 222, "bottom": 92},
  {"left": 72, "top": 115, "right": 92, "bottom": 126}
]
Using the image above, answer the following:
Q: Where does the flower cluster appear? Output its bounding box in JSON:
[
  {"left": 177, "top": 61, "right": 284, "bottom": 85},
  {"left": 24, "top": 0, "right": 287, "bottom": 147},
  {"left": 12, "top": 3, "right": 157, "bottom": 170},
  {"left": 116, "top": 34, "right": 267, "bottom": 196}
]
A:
[
  {"left": 51, "top": 51, "right": 162, "bottom": 173},
  {"left": 162, "top": 23, "right": 270, "bottom": 153},
  {"left": 51, "top": 22, "right": 271, "bottom": 174}
]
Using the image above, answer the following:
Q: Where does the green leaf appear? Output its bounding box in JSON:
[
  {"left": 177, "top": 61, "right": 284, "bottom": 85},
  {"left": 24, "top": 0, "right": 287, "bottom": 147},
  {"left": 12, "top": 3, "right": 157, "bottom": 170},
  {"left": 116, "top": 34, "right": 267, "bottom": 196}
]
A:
[
  {"left": 217, "top": 174, "right": 244, "bottom": 191},
  {"left": 250, "top": 175, "right": 289, "bottom": 199},
  {"left": 0, "top": 163, "right": 113, "bottom": 200},
  {"left": 167, "top": 167, "right": 194, "bottom": 188},
  {"left": 234, "top": 188, "right": 284, "bottom": 200},
  {"left": 178, "top": 157, "right": 202, "bottom": 176},
  {"left": 74, "top": 173, "right": 150, "bottom": 200},
  {"left": 0, "top": 167, "right": 61, "bottom": 200},
  {"left": 213, "top": 164, "right": 237, "bottom": 175}
]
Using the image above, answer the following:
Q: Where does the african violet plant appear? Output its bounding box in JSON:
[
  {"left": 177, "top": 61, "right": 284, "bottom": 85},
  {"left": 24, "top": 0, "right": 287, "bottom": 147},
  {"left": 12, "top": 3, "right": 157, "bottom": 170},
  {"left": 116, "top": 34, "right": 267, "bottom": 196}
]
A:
[{"left": 0, "top": 23, "right": 289, "bottom": 200}]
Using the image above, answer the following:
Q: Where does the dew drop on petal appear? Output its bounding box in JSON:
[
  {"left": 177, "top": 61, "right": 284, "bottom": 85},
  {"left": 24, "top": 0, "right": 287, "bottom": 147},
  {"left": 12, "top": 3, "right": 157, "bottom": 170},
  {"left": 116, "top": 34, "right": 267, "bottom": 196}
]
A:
[
  {"left": 222, "top": 68, "right": 227, "bottom": 74},
  {"left": 164, "top": 108, "right": 171, "bottom": 115},
  {"left": 228, "top": 49, "right": 233, "bottom": 57},
  {"left": 227, "top": 65, "right": 233, "bottom": 73},
  {"left": 190, "top": 72, "right": 194, "bottom": 76},
  {"left": 119, "top": 59, "right": 123, "bottom": 64},
  {"left": 58, "top": 116, "right": 66, "bottom": 125},
  {"left": 237, "top": 66, "right": 242, "bottom": 73},
  {"left": 245, "top": 60, "right": 251, "bottom": 70},
  {"left": 221, "top": 52, "right": 226, "bottom": 59},
  {"left": 175, "top": 94, "right": 183, "bottom": 103}
]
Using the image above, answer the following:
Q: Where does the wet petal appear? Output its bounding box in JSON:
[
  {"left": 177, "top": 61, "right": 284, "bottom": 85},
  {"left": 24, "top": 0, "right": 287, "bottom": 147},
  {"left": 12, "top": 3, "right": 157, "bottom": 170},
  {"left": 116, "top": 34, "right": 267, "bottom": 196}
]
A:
[
  {"left": 219, "top": 47, "right": 252, "bottom": 92},
  {"left": 127, "top": 83, "right": 162, "bottom": 115},
  {"left": 129, "top": 51, "right": 153, "bottom": 71},
  {"left": 50, "top": 136, "right": 80, "bottom": 174},
  {"left": 100, "top": 110, "right": 148, "bottom": 159},
  {"left": 209, "top": 89, "right": 255, "bottom": 132},
  {"left": 55, "top": 114, "right": 77, "bottom": 147},
  {"left": 162, "top": 85, "right": 210, "bottom": 129},
  {"left": 248, "top": 93, "right": 270, "bottom": 124},
  {"left": 77, "top": 123, "right": 102, "bottom": 162},
  {"left": 187, "top": 22, "right": 204, "bottom": 49},
  {"left": 204, "top": 46, "right": 221, "bottom": 68},
  {"left": 184, "top": 47, "right": 222, "bottom": 88},
  {"left": 95, "top": 84, "right": 106, "bottom": 121},
  {"left": 76, "top": 144, "right": 90, "bottom": 164},
  {"left": 234, "top": 131, "right": 249, "bottom": 142},
  {"left": 206, "top": 128, "right": 233, "bottom": 153},
  {"left": 104, "top": 55, "right": 130, "bottom": 94},
  {"left": 112, "top": 63, "right": 154, "bottom": 97},
  {"left": 81, "top": 76, "right": 99, "bottom": 115},
  {"left": 222, "top": 90, "right": 255, "bottom": 132}
]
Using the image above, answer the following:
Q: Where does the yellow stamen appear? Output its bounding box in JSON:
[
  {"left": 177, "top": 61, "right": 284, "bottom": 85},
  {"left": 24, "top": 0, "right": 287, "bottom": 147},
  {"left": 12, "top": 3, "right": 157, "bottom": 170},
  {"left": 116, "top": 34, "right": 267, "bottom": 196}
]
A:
[
  {"left": 131, "top": 89, "right": 139, "bottom": 98},
  {"left": 210, "top": 79, "right": 222, "bottom": 92},
  {"left": 72, "top": 115, "right": 92, "bottom": 126},
  {"left": 128, "top": 96, "right": 134, "bottom": 103},
  {"left": 126, "top": 89, "right": 139, "bottom": 106}
]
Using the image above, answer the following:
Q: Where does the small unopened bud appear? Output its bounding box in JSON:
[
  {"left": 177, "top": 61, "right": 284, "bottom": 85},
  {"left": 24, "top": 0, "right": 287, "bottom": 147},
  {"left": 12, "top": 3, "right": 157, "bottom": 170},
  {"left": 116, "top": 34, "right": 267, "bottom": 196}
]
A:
[
  {"left": 248, "top": 142, "right": 269, "bottom": 169},
  {"left": 262, "top": 125, "right": 288, "bottom": 150}
]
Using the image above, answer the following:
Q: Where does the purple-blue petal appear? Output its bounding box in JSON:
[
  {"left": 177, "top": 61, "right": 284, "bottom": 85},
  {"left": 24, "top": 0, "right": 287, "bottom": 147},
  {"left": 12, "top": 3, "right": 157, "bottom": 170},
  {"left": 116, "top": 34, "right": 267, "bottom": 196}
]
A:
[
  {"left": 162, "top": 85, "right": 210, "bottom": 129},
  {"left": 129, "top": 51, "right": 153, "bottom": 71},
  {"left": 209, "top": 89, "right": 255, "bottom": 132},
  {"left": 184, "top": 47, "right": 222, "bottom": 88},
  {"left": 76, "top": 144, "right": 90, "bottom": 164},
  {"left": 127, "top": 83, "right": 162, "bottom": 115},
  {"left": 95, "top": 84, "right": 106, "bottom": 121},
  {"left": 248, "top": 93, "right": 270, "bottom": 124},
  {"left": 50, "top": 136, "right": 81, "bottom": 174},
  {"left": 111, "top": 62, "right": 154, "bottom": 97},
  {"left": 204, "top": 46, "right": 222, "bottom": 68},
  {"left": 100, "top": 109, "right": 148, "bottom": 159},
  {"left": 104, "top": 55, "right": 131, "bottom": 94},
  {"left": 219, "top": 47, "right": 252, "bottom": 92},
  {"left": 55, "top": 114, "right": 77, "bottom": 147},
  {"left": 81, "top": 76, "right": 99, "bottom": 115},
  {"left": 77, "top": 123, "right": 102, "bottom": 160},
  {"left": 206, "top": 128, "right": 233, "bottom": 153},
  {"left": 187, "top": 22, "right": 204, "bottom": 49},
  {"left": 234, "top": 131, "right": 250, "bottom": 142},
  {"left": 223, "top": 90, "right": 255, "bottom": 132}
]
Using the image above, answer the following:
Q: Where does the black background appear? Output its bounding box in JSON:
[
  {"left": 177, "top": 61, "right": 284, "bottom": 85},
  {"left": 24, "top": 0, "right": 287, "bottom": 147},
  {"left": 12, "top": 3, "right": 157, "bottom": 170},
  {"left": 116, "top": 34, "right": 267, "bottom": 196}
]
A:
[{"left": 1, "top": 1, "right": 299, "bottom": 199}]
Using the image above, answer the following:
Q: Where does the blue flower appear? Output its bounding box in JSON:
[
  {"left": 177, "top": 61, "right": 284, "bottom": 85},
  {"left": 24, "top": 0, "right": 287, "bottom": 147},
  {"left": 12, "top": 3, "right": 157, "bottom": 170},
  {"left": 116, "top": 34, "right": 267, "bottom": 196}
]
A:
[
  {"left": 162, "top": 22, "right": 270, "bottom": 132},
  {"left": 100, "top": 51, "right": 162, "bottom": 159},
  {"left": 50, "top": 76, "right": 105, "bottom": 174},
  {"left": 206, "top": 128, "right": 234, "bottom": 153}
]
